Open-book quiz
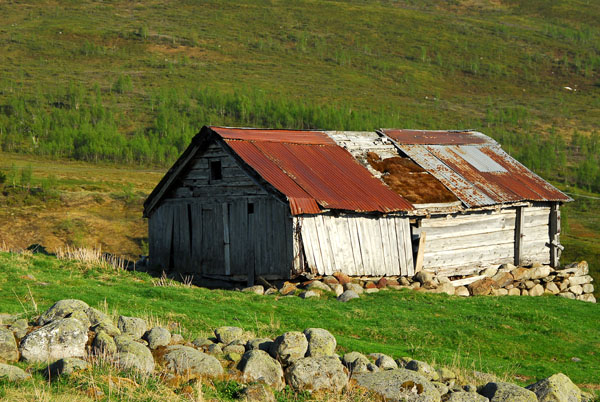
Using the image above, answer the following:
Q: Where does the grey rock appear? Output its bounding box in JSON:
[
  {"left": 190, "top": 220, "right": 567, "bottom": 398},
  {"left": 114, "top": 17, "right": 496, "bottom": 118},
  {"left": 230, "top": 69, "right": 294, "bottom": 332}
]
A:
[
  {"left": 91, "top": 321, "right": 120, "bottom": 337},
  {"left": 246, "top": 338, "right": 273, "bottom": 352},
  {"left": 238, "top": 350, "right": 285, "bottom": 390},
  {"left": 344, "top": 283, "right": 364, "bottom": 294},
  {"left": 530, "top": 266, "right": 552, "bottom": 280},
  {"left": 337, "top": 290, "right": 360, "bottom": 302},
  {"left": 447, "top": 392, "right": 489, "bottom": 402},
  {"left": 558, "top": 262, "right": 589, "bottom": 277},
  {"left": 223, "top": 343, "right": 246, "bottom": 355},
  {"left": 306, "top": 281, "right": 332, "bottom": 292},
  {"left": 414, "top": 270, "right": 434, "bottom": 284},
  {"left": 405, "top": 360, "right": 440, "bottom": 381},
  {"left": 582, "top": 284, "right": 594, "bottom": 294},
  {"left": 170, "top": 333, "right": 184, "bottom": 344},
  {"left": 38, "top": 299, "right": 89, "bottom": 326},
  {"left": 545, "top": 282, "right": 560, "bottom": 295},
  {"left": 299, "top": 290, "right": 320, "bottom": 299},
  {"left": 144, "top": 327, "right": 171, "bottom": 349},
  {"left": 47, "top": 357, "right": 89, "bottom": 378},
  {"left": 93, "top": 331, "right": 117, "bottom": 355},
  {"left": 303, "top": 328, "right": 336, "bottom": 357},
  {"left": 239, "top": 383, "right": 277, "bottom": 402},
  {"left": 9, "top": 318, "right": 29, "bottom": 339},
  {"left": 270, "top": 331, "right": 308, "bottom": 366},
  {"left": 162, "top": 345, "right": 223, "bottom": 378},
  {"left": 214, "top": 326, "right": 244, "bottom": 344},
  {"left": 242, "top": 285, "right": 264, "bottom": 295},
  {"left": 330, "top": 283, "right": 344, "bottom": 296},
  {"left": 0, "top": 363, "right": 31, "bottom": 381},
  {"left": 0, "top": 314, "right": 17, "bottom": 325},
  {"left": 285, "top": 356, "right": 348, "bottom": 393},
  {"left": 577, "top": 294, "right": 596, "bottom": 303},
  {"left": 481, "top": 267, "right": 498, "bottom": 278},
  {"left": 569, "top": 285, "right": 583, "bottom": 296},
  {"left": 353, "top": 368, "right": 441, "bottom": 402},
  {"left": 558, "top": 292, "right": 576, "bottom": 300},
  {"left": 20, "top": 318, "right": 87, "bottom": 363},
  {"left": 192, "top": 337, "right": 214, "bottom": 349},
  {"left": 117, "top": 316, "right": 147, "bottom": 339},
  {"left": 207, "top": 343, "right": 222, "bottom": 355},
  {"left": 375, "top": 354, "right": 399, "bottom": 370},
  {"left": 480, "top": 382, "right": 537, "bottom": 402},
  {"left": 0, "top": 327, "right": 18, "bottom": 361},
  {"left": 529, "top": 284, "right": 544, "bottom": 297},
  {"left": 114, "top": 335, "right": 154, "bottom": 374},
  {"left": 437, "top": 367, "right": 457, "bottom": 382},
  {"left": 432, "top": 381, "right": 449, "bottom": 396},
  {"left": 455, "top": 286, "right": 470, "bottom": 297},
  {"left": 430, "top": 282, "right": 455, "bottom": 295},
  {"left": 342, "top": 351, "right": 371, "bottom": 374},
  {"left": 526, "top": 373, "right": 582, "bottom": 402}
]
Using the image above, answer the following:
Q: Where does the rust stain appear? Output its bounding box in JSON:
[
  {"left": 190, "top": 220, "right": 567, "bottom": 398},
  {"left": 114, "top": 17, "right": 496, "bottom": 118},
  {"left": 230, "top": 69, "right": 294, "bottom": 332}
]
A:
[
  {"left": 212, "top": 126, "right": 336, "bottom": 145},
  {"left": 367, "top": 152, "right": 458, "bottom": 204}
]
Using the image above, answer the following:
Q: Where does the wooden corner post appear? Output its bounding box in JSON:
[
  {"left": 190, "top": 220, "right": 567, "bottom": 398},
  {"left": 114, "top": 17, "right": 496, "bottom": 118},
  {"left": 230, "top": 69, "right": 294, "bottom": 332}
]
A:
[
  {"left": 514, "top": 206, "right": 524, "bottom": 266},
  {"left": 549, "top": 203, "right": 561, "bottom": 268}
]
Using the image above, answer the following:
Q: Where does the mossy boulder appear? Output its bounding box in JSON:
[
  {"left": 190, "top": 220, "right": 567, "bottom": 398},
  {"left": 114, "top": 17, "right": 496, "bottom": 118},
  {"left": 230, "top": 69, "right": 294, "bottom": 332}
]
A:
[
  {"left": 0, "top": 327, "right": 18, "bottom": 362},
  {"left": 480, "top": 382, "right": 537, "bottom": 402},
  {"left": 20, "top": 318, "right": 87, "bottom": 363},
  {"left": 117, "top": 316, "right": 147, "bottom": 339},
  {"left": 526, "top": 373, "right": 582, "bottom": 402},
  {"left": 162, "top": 345, "right": 223, "bottom": 378},
  {"left": 238, "top": 350, "right": 285, "bottom": 390},
  {"left": 353, "top": 368, "right": 441, "bottom": 402},
  {"left": 114, "top": 335, "right": 154, "bottom": 374},
  {"left": 303, "top": 328, "right": 336, "bottom": 357},
  {"left": 285, "top": 356, "right": 348, "bottom": 393},
  {"left": 0, "top": 363, "right": 31, "bottom": 381},
  {"left": 270, "top": 331, "right": 308, "bottom": 366},
  {"left": 38, "top": 299, "right": 89, "bottom": 326}
]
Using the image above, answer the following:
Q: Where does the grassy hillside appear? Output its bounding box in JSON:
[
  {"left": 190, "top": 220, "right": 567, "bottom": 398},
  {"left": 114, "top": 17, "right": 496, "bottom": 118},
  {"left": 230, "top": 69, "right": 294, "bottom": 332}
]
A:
[{"left": 0, "top": 252, "right": 598, "bottom": 394}]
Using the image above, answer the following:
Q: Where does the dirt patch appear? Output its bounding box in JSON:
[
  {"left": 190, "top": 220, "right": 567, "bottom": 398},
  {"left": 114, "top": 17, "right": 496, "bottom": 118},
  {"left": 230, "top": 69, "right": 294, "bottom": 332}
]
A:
[{"left": 367, "top": 152, "right": 458, "bottom": 204}]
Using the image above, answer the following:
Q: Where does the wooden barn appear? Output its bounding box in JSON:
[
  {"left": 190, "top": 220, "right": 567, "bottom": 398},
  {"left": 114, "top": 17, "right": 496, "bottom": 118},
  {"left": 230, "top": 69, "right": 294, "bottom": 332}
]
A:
[{"left": 143, "top": 126, "right": 571, "bottom": 283}]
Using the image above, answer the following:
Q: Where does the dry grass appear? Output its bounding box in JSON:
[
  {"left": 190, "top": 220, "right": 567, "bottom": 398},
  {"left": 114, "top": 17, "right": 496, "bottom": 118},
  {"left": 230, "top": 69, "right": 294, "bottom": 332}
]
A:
[{"left": 56, "top": 246, "right": 130, "bottom": 271}]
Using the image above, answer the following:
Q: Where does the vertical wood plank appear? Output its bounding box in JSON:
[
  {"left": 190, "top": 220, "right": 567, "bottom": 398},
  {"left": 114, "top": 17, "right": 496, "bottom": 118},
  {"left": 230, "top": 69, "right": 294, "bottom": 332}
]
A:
[
  {"left": 414, "top": 231, "right": 426, "bottom": 274},
  {"left": 514, "top": 206, "right": 524, "bottom": 266},
  {"left": 549, "top": 203, "right": 560, "bottom": 268},
  {"left": 386, "top": 216, "right": 401, "bottom": 276},
  {"left": 222, "top": 202, "right": 231, "bottom": 276},
  {"left": 378, "top": 218, "right": 392, "bottom": 276},
  {"left": 402, "top": 219, "right": 415, "bottom": 276},
  {"left": 191, "top": 202, "right": 203, "bottom": 274},
  {"left": 347, "top": 217, "right": 364, "bottom": 276},
  {"left": 394, "top": 218, "right": 408, "bottom": 276}
]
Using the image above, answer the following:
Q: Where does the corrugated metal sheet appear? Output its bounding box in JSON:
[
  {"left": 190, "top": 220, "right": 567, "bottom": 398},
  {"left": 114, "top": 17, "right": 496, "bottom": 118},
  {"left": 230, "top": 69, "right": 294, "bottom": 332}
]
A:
[
  {"left": 211, "top": 127, "right": 336, "bottom": 145},
  {"left": 382, "top": 129, "right": 493, "bottom": 145},
  {"left": 218, "top": 128, "right": 414, "bottom": 215},
  {"left": 386, "top": 127, "right": 571, "bottom": 206}
]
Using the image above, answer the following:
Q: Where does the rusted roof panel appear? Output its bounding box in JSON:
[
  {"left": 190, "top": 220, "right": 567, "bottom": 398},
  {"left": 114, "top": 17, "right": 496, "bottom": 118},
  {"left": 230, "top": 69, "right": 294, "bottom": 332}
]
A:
[
  {"left": 212, "top": 126, "right": 337, "bottom": 145},
  {"left": 383, "top": 129, "right": 493, "bottom": 145}
]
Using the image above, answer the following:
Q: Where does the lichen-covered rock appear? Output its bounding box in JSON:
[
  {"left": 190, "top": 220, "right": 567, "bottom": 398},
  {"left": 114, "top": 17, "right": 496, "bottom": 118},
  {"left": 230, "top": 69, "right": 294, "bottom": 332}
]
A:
[
  {"left": 47, "top": 357, "right": 89, "bottom": 378},
  {"left": 285, "top": 356, "right": 348, "bottom": 393},
  {"left": 144, "top": 327, "right": 171, "bottom": 349},
  {"left": 207, "top": 343, "right": 222, "bottom": 355},
  {"left": 86, "top": 307, "right": 113, "bottom": 327},
  {"left": 246, "top": 338, "right": 273, "bottom": 352},
  {"left": 353, "top": 368, "right": 441, "bottom": 402},
  {"left": 338, "top": 290, "right": 360, "bottom": 302},
  {"left": 192, "top": 337, "right": 214, "bottom": 349},
  {"left": 303, "top": 328, "right": 336, "bottom": 357},
  {"left": 0, "top": 363, "right": 31, "bottom": 381},
  {"left": 372, "top": 353, "right": 398, "bottom": 370},
  {"left": 342, "top": 352, "right": 371, "bottom": 374},
  {"left": 214, "top": 326, "right": 243, "bottom": 344},
  {"left": 238, "top": 350, "right": 285, "bottom": 390},
  {"left": 223, "top": 343, "right": 246, "bottom": 355},
  {"left": 270, "top": 332, "right": 308, "bottom": 366},
  {"left": 447, "top": 392, "right": 489, "bottom": 401},
  {"left": 9, "top": 318, "right": 29, "bottom": 339},
  {"left": 405, "top": 360, "right": 440, "bottom": 381},
  {"left": 0, "top": 327, "right": 18, "bottom": 361},
  {"left": 526, "top": 373, "right": 582, "bottom": 402},
  {"left": 162, "top": 345, "right": 223, "bottom": 378},
  {"left": 117, "top": 316, "right": 147, "bottom": 339},
  {"left": 92, "top": 331, "right": 117, "bottom": 355},
  {"left": 492, "top": 272, "right": 514, "bottom": 288},
  {"left": 20, "top": 318, "right": 87, "bottom": 363},
  {"left": 480, "top": 382, "right": 537, "bottom": 402},
  {"left": 114, "top": 335, "right": 154, "bottom": 374},
  {"left": 38, "top": 299, "right": 90, "bottom": 326},
  {"left": 242, "top": 285, "right": 264, "bottom": 295},
  {"left": 512, "top": 268, "right": 532, "bottom": 281},
  {"left": 239, "top": 383, "right": 277, "bottom": 402},
  {"left": 344, "top": 283, "right": 364, "bottom": 294}
]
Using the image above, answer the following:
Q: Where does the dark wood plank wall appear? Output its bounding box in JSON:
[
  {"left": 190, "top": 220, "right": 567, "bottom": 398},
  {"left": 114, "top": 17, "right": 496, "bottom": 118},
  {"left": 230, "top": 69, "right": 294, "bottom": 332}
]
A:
[{"left": 148, "top": 142, "right": 293, "bottom": 279}]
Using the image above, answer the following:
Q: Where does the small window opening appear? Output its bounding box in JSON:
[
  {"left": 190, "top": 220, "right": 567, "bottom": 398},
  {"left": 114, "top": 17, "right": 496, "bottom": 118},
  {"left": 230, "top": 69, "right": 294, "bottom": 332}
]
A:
[
  {"left": 210, "top": 160, "right": 222, "bottom": 181},
  {"left": 247, "top": 203, "right": 255, "bottom": 214}
]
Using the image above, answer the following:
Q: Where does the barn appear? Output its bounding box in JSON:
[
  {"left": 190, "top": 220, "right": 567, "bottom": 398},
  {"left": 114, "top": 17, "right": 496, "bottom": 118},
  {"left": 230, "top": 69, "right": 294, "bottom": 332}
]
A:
[{"left": 143, "top": 126, "right": 571, "bottom": 284}]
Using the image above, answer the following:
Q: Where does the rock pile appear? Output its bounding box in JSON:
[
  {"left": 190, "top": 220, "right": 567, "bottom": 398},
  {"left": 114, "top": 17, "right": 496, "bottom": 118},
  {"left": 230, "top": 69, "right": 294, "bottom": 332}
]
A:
[
  {"left": 241, "top": 261, "right": 595, "bottom": 303},
  {"left": 0, "top": 299, "right": 593, "bottom": 401}
]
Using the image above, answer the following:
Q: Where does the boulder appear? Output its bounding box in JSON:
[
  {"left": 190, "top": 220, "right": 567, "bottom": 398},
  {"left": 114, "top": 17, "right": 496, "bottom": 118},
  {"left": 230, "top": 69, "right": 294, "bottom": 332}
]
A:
[
  {"left": 492, "top": 272, "right": 514, "bottom": 288},
  {"left": 86, "top": 307, "right": 112, "bottom": 327},
  {"left": 223, "top": 343, "right": 246, "bottom": 355},
  {"left": 568, "top": 275, "right": 593, "bottom": 287},
  {"left": 170, "top": 333, "right": 184, "bottom": 344},
  {"left": 306, "top": 281, "right": 331, "bottom": 292},
  {"left": 114, "top": 335, "right": 154, "bottom": 374},
  {"left": 405, "top": 360, "right": 439, "bottom": 381},
  {"left": 214, "top": 326, "right": 244, "bottom": 344},
  {"left": 0, "top": 327, "right": 18, "bottom": 361},
  {"left": 342, "top": 351, "right": 371, "bottom": 374},
  {"left": 481, "top": 267, "right": 499, "bottom": 278},
  {"left": 545, "top": 282, "right": 560, "bottom": 295},
  {"left": 285, "top": 356, "right": 348, "bottom": 393},
  {"left": 298, "top": 290, "right": 320, "bottom": 299},
  {"left": 91, "top": 321, "right": 121, "bottom": 337},
  {"left": 414, "top": 271, "right": 434, "bottom": 285},
  {"left": 117, "top": 316, "right": 147, "bottom": 339},
  {"left": 492, "top": 288, "right": 508, "bottom": 296},
  {"left": 512, "top": 268, "right": 532, "bottom": 281},
  {"left": 242, "top": 285, "right": 264, "bottom": 295},
  {"left": 376, "top": 277, "right": 388, "bottom": 288},
  {"left": 270, "top": 332, "right": 308, "bottom": 366},
  {"left": 526, "top": 373, "right": 581, "bottom": 402},
  {"left": 0, "top": 363, "right": 31, "bottom": 381},
  {"left": 68, "top": 310, "right": 91, "bottom": 328},
  {"left": 344, "top": 283, "right": 364, "bottom": 294},
  {"left": 371, "top": 353, "right": 398, "bottom": 370},
  {"left": 9, "top": 319, "right": 29, "bottom": 339},
  {"left": 92, "top": 331, "right": 117, "bottom": 355},
  {"left": 468, "top": 279, "right": 495, "bottom": 296},
  {"left": 447, "top": 392, "right": 489, "bottom": 401},
  {"left": 480, "top": 382, "right": 537, "bottom": 402},
  {"left": 557, "top": 261, "right": 588, "bottom": 277},
  {"left": 238, "top": 350, "right": 285, "bottom": 390},
  {"left": 192, "top": 337, "right": 214, "bottom": 349},
  {"left": 498, "top": 263, "right": 516, "bottom": 272},
  {"left": 246, "top": 338, "right": 273, "bottom": 352},
  {"left": 436, "top": 367, "right": 457, "bottom": 382},
  {"left": 569, "top": 285, "right": 583, "bottom": 296},
  {"left": 239, "top": 383, "right": 277, "bottom": 402},
  {"left": 207, "top": 343, "right": 222, "bottom": 355},
  {"left": 529, "top": 284, "right": 544, "bottom": 297},
  {"left": 144, "top": 327, "right": 171, "bottom": 349},
  {"left": 455, "top": 287, "right": 470, "bottom": 297},
  {"left": 430, "top": 282, "right": 455, "bottom": 295},
  {"left": 558, "top": 292, "right": 576, "bottom": 300},
  {"left": 508, "top": 288, "right": 521, "bottom": 296},
  {"left": 38, "top": 299, "right": 89, "bottom": 326},
  {"left": 330, "top": 283, "right": 344, "bottom": 296},
  {"left": 323, "top": 276, "right": 339, "bottom": 285},
  {"left": 333, "top": 272, "right": 352, "bottom": 285},
  {"left": 279, "top": 284, "right": 297, "bottom": 296},
  {"left": 162, "top": 345, "right": 223, "bottom": 378},
  {"left": 353, "top": 368, "right": 441, "bottom": 402},
  {"left": 582, "top": 284, "right": 594, "bottom": 294},
  {"left": 337, "top": 290, "right": 360, "bottom": 302},
  {"left": 577, "top": 294, "right": 596, "bottom": 303},
  {"left": 530, "top": 266, "right": 552, "bottom": 280},
  {"left": 303, "top": 328, "right": 336, "bottom": 357},
  {"left": 47, "top": 357, "right": 89, "bottom": 378},
  {"left": 20, "top": 318, "right": 87, "bottom": 363}
]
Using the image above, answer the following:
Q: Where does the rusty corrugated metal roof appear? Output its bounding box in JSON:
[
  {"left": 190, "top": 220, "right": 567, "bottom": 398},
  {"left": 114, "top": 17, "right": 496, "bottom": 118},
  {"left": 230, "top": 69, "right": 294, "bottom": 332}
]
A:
[
  {"left": 211, "top": 127, "right": 414, "bottom": 214},
  {"left": 382, "top": 129, "right": 571, "bottom": 206}
]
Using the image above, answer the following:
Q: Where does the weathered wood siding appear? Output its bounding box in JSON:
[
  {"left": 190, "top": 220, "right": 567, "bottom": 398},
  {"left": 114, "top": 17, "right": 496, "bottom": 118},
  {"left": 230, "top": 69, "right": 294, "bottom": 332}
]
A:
[
  {"left": 298, "top": 214, "right": 414, "bottom": 276},
  {"left": 413, "top": 205, "right": 552, "bottom": 276},
  {"left": 149, "top": 141, "right": 293, "bottom": 279}
]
